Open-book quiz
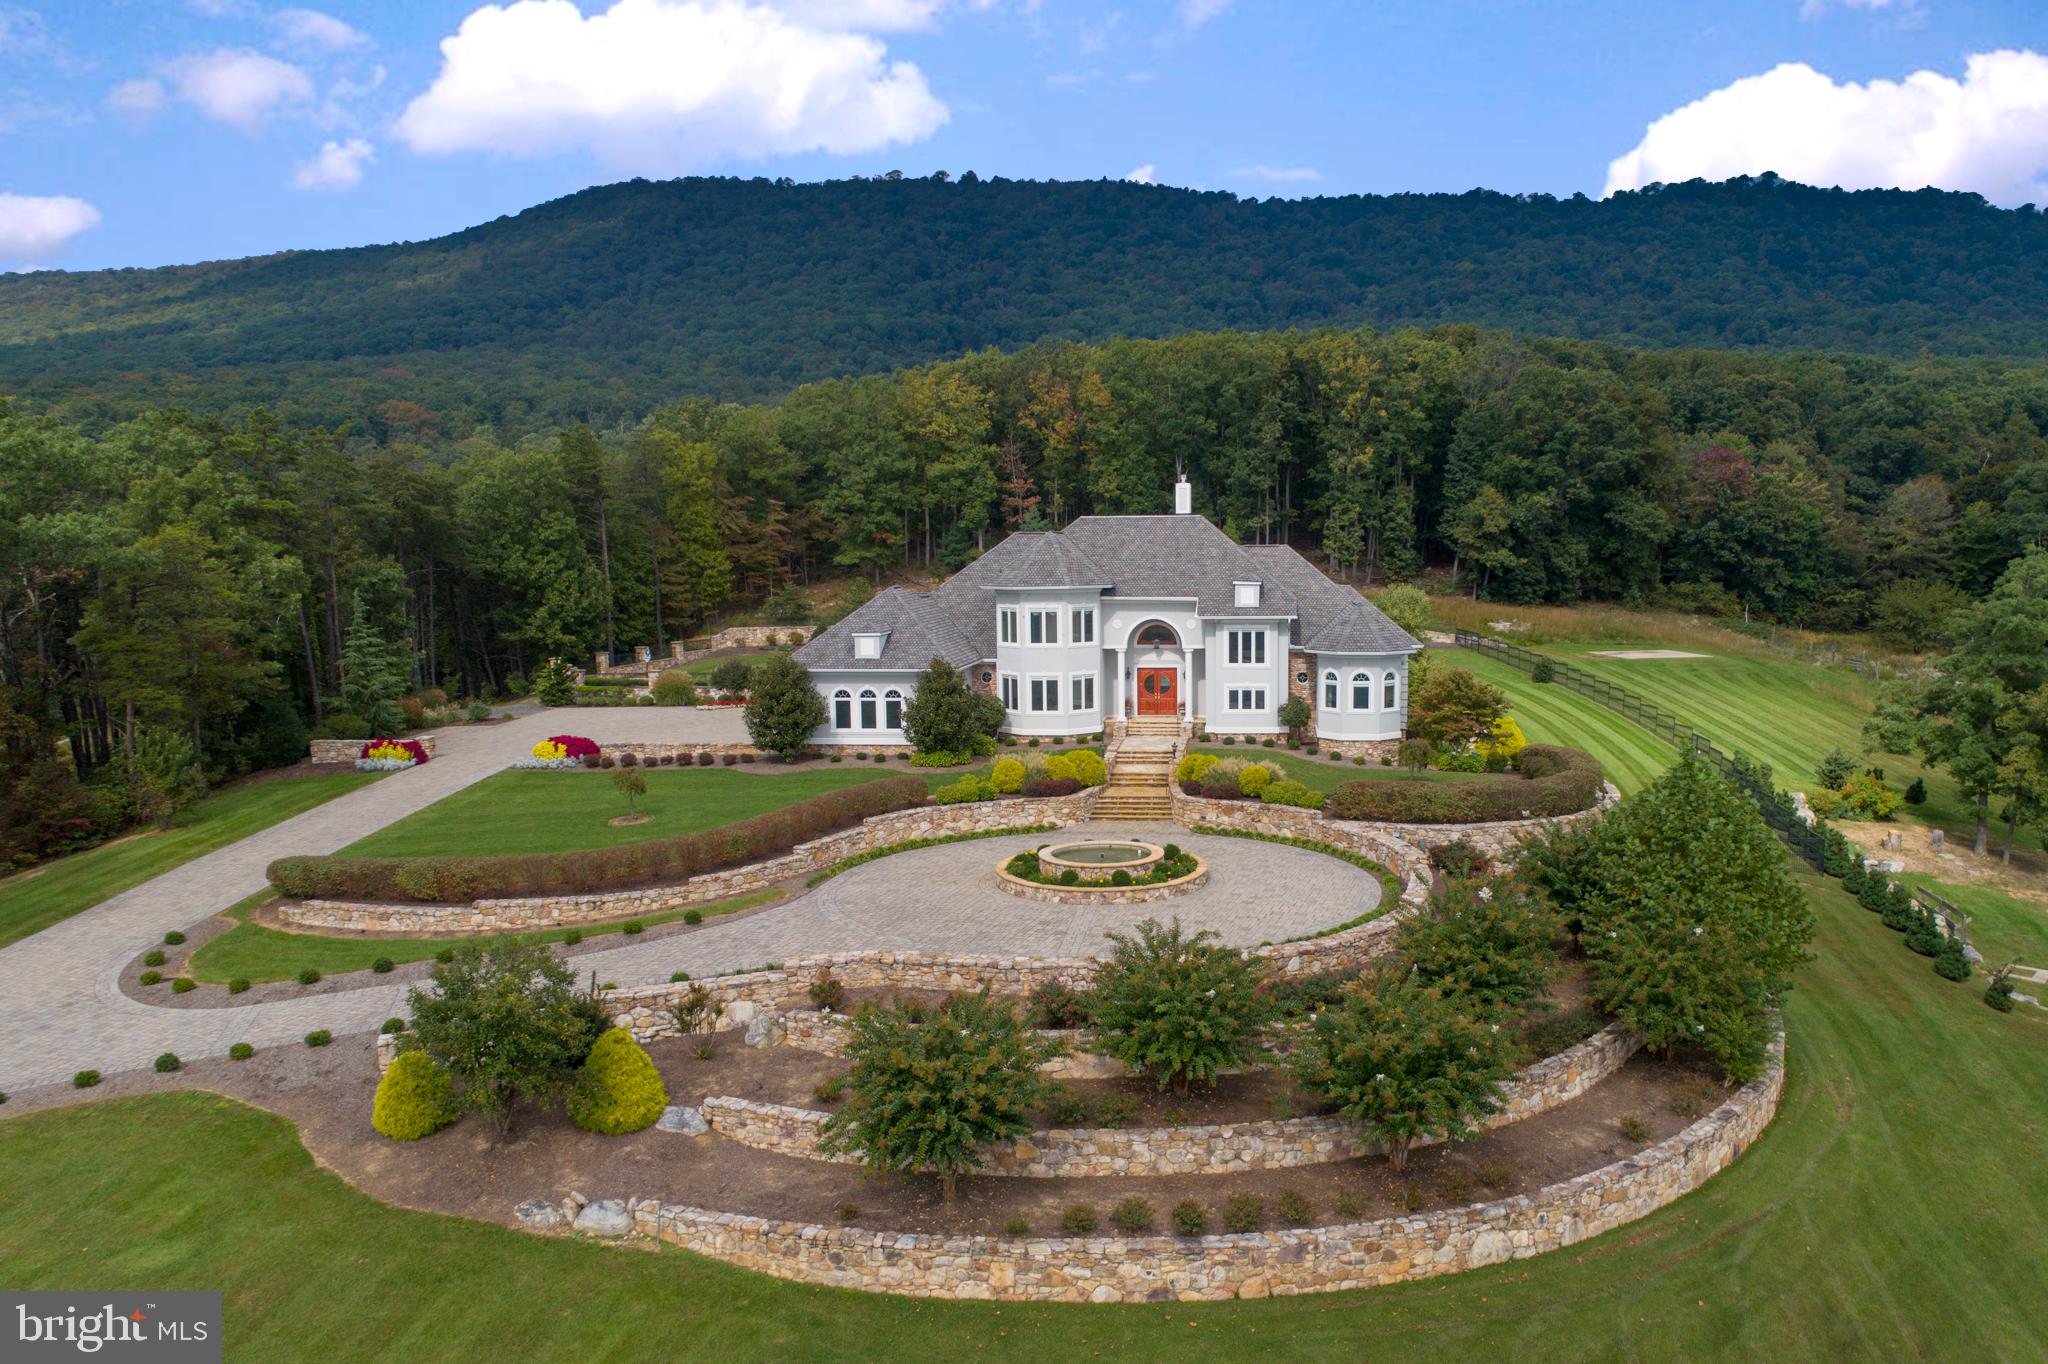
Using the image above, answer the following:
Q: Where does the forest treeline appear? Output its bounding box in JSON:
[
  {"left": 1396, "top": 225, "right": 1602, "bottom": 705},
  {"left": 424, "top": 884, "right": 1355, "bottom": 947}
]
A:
[
  {"left": 7, "top": 320, "right": 2047, "bottom": 858},
  {"left": 3, "top": 173, "right": 2047, "bottom": 434}
]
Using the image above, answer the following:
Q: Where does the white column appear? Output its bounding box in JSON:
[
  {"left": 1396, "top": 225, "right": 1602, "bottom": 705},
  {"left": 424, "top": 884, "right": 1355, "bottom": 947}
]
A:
[{"left": 1113, "top": 648, "right": 1126, "bottom": 719}]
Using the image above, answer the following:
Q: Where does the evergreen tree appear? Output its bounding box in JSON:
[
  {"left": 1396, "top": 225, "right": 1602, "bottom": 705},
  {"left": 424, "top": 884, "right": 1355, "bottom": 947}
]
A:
[
  {"left": 900, "top": 658, "right": 1004, "bottom": 756},
  {"left": 745, "top": 653, "right": 828, "bottom": 761},
  {"left": 340, "top": 591, "right": 408, "bottom": 735}
]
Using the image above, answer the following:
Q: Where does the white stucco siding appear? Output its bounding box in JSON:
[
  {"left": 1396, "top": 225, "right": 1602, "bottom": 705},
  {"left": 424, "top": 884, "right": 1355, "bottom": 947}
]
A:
[
  {"left": 1311, "top": 653, "right": 1409, "bottom": 741},
  {"left": 1200, "top": 617, "right": 1289, "bottom": 732},
  {"left": 995, "top": 588, "right": 1107, "bottom": 735},
  {"left": 810, "top": 669, "right": 919, "bottom": 745}
]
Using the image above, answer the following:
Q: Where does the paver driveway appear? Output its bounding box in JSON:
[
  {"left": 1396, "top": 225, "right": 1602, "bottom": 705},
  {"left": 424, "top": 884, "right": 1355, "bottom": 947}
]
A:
[{"left": 0, "top": 713, "right": 1381, "bottom": 1090}]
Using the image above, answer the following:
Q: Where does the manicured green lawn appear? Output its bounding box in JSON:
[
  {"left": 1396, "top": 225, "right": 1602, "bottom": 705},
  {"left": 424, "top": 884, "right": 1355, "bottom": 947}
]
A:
[
  {"left": 1191, "top": 745, "right": 1498, "bottom": 793},
  {"left": 1448, "top": 649, "right": 1677, "bottom": 795},
  {"left": 342, "top": 768, "right": 934, "bottom": 858},
  {"left": 4, "top": 865, "right": 2042, "bottom": 1360},
  {"left": 1896, "top": 875, "right": 2048, "bottom": 968},
  {"left": 186, "top": 889, "right": 784, "bottom": 985},
  {"left": 0, "top": 773, "right": 379, "bottom": 949},
  {"left": 677, "top": 650, "right": 776, "bottom": 681}
]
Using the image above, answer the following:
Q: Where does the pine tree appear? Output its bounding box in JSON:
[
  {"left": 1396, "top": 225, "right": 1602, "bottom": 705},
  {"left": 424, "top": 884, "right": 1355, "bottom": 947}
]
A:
[{"left": 340, "top": 590, "right": 407, "bottom": 735}]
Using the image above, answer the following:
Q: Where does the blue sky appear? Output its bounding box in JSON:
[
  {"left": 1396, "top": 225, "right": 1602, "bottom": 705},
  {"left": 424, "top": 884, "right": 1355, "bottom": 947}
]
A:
[{"left": 2, "top": 0, "right": 2044, "bottom": 270}]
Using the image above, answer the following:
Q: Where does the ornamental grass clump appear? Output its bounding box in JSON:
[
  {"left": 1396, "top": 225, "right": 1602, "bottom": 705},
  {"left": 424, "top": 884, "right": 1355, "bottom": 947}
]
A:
[
  {"left": 568, "top": 1029, "right": 669, "bottom": 1135},
  {"left": 1292, "top": 974, "right": 1514, "bottom": 1172},
  {"left": 1089, "top": 918, "right": 1275, "bottom": 1095},
  {"left": 372, "top": 1050, "right": 460, "bottom": 1141},
  {"left": 818, "top": 989, "right": 1060, "bottom": 1200}
]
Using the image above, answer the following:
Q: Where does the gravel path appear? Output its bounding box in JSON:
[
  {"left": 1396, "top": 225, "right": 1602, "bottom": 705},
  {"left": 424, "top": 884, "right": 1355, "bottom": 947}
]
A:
[{"left": 0, "top": 714, "right": 1376, "bottom": 1090}]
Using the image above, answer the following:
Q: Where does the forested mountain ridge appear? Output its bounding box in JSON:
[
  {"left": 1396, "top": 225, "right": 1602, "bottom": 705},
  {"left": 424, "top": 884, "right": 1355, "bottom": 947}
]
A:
[{"left": 4, "top": 173, "right": 2047, "bottom": 435}]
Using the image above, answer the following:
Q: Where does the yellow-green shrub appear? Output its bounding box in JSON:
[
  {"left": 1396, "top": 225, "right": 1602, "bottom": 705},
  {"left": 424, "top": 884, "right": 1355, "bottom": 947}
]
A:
[
  {"left": 1176, "top": 752, "right": 1218, "bottom": 785},
  {"left": 1043, "top": 752, "right": 1076, "bottom": 782},
  {"left": 990, "top": 756, "right": 1026, "bottom": 794},
  {"left": 568, "top": 1029, "right": 669, "bottom": 1135},
  {"left": 1063, "top": 750, "right": 1106, "bottom": 787},
  {"left": 371, "top": 1051, "right": 458, "bottom": 1141},
  {"left": 1477, "top": 716, "right": 1527, "bottom": 767},
  {"left": 1238, "top": 764, "right": 1273, "bottom": 798}
]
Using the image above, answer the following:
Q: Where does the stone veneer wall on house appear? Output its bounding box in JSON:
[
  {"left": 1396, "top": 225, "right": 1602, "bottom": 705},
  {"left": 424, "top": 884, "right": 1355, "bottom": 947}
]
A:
[
  {"left": 608, "top": 1032, "right": 1782, "bottom": 1301},
  {"left": 280, "top": 790, "right": 1101, "bottom": 935},
  {"left": 699, "top": 1020, "right": 1639, "bottom": 1177}
]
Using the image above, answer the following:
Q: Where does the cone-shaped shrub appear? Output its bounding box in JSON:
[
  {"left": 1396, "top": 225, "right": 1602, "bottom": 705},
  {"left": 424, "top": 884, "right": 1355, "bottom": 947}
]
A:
[
  {"left": 372, "top": 1051, "right": 458, "bottom": 1141},
  {"left": 568, "top": 1029, "right": 669, "bottom": 1135}
]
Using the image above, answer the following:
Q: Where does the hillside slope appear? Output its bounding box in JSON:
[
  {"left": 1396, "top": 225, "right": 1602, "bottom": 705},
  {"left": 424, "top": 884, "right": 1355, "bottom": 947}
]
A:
[{"left": 3, "top": 173, "right": 2045, "bottom": 432}]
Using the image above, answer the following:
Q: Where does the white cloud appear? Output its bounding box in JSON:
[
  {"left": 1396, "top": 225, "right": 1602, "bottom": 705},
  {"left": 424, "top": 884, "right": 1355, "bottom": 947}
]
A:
[
  {"left": 395, "top": 0, "right": 949, "bottom": 171},
  {"left": 1177, "top": 0, "right": 1231, "bottom": 29},
  {"left": 0, "top": 192, "right": 99, "bottom": 260},
  {"left": 292, "top": 136, "right": 374, "bottom": 189},
  {"left": 186, "top": 0, "right": 259, "bottom": 17},
  {"left": 1125, "top": 162, "right": 1155, "bottom": 184},
  {"left": 775, "top": 0, "right": 946, "bottom": 28},
  {"left": 271, "top": 8, "right": 371, "bottom": 52},
  {"left": 0, "top": 6, "right": 49, "bottom": 55},
  {"left": 167, "top": 48, "right": 315, "bottom": 132},
  {"left": 108, "top": 78, "right": 165, "bottom": 115},
  {"left": 1800, "top": 0, "right": 1917, "bottom": 19},
  {"left": 1605, "top": 50, "right": 2048, "bottom": 205},
  {"left": 1233, "top": 163, "right": 1322, "bottom": 183}
]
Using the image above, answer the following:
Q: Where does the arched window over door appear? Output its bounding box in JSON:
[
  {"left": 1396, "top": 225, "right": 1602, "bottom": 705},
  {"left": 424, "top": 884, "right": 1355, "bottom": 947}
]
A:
[
  {"left": 1134, "top": 621, "right": 1179, "bottom": 648},
  {"left": 832, "top": 689, "right": 852, "bottom": 729},
  {"left": 1383, "top": 671, "right": 1398, "bottom": 709},
  {"left": 1352, "top": 672, "right": 1372, "bottom": 710},
  {"left": 1323, "top": 671, "right": 1338, "bottom": 709}
]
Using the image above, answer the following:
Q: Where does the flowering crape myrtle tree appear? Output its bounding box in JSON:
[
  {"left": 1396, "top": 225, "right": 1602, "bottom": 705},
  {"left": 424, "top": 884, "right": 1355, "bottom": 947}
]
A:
[
  {"left": 1088, "top": 918, "right": 1276, "bottom": 1095},
  {"left": 1292, "top": 975, "right": 1514, "bottom": 1172},
  {"left": 818, "top": 990, "right": 1059, "bottom": 1199},
  {"left": 1559, "top": 754, "right": 1815, "bottom": 1082}
]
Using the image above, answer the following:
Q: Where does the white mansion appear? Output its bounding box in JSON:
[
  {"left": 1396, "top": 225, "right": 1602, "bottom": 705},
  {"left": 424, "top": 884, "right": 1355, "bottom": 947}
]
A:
[{"left": 794, "top": 478, "right": 1421, "bottom": 746}]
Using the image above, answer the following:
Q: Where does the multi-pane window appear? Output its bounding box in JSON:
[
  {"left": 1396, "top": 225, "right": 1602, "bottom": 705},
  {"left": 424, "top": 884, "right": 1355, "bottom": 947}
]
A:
[
  {"left": 859, "top": 689, "right": 878, "bottom": 729},
  {"left": 1070, "top": 674, "right": 1095, "bottom": 711},
  {"left": 1000, "top": 676, "right": 1019, "bottom": 709},
  {"left": 884, "top": 689, "right": 903, "bottom": 728},
  {"left": 1071, "top": 608, "right": 1095, "bottom": 643},
  {"left": 1028, "top": 609, "right": 1059, "bottom": 645},
  {"left": 1323, "top": 672, "right": 1338, "bottom": 709},
  {"left": 1383, "top": 672, "right": 1398, "bottom": 708},
  {"left": 1352, "top": 672, "right": 1372, "bottom": 710},
  {"left": 999, "top": 609, "right": 1018, "bottom": 645},
  {"left": 1030, "top": 678, "right": 1058, "bottom": 712},
  {"left": 1227, "top": 629, "right": 1266, "bottom": 665},
  {"left": 1226, "top": 687, "right": 1267, "bottom": 712},
  {"left": 832, "top": 690, "right": 852, "bottom": 729}
]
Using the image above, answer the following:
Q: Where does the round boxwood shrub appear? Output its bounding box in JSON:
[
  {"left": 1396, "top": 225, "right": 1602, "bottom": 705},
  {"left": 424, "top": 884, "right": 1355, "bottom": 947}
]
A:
[
  {"left": 434, "top": 948, "right": 455, "bottom": 964},
  {"left": 170, "top": 977, "right": 195, "bottom": 994},
  {"left": 371, "top": 957, "right": 395, "bottom": 974},
  {"left": 380, "top": 1017, "right": 406, "bottom": 1034},
  {"left": 563, "top": 930, "right": 582, "bottom": 946},
  {"left": 372, "top": 1050, "right": 459, "bottom": 1141},
  {"left": 138, "top": 970, "right": 162, "bottom": 986},
  {"left": 683, "top": 910, "right": 703, "bottom": 925},
  {"left": 153, "top": 1052, "right": 181, "bottom": 1073},
  {"left": 622, "top": 920, "right": 644, "bottom": 935},
  {"left": 163, "top": 930, "right": 186, "bottom": 946},
  {"left": 229, "top": 1043, "right": 255, "bottom": 1061},
  {"left": 568, "top": 1028, "right": 669, "bottom": 1135},
  {"left": 227, "top": 978, "right": 250, "bottom": 994},
  {"left": 143, "top": 949, "right": 165, "bottom": 967},
  {"left": 297, "top": 967, "right": 322, "bottom": 985},
  {"left": 1059, "top": 1203, "right": 1098, "bottom": 1234},
  {"left": 304, "top": 1029, "right": 333, "bottom": 1047},
  {"left": 73, "top": 1070, "right": 100, "bottom": 1089}
]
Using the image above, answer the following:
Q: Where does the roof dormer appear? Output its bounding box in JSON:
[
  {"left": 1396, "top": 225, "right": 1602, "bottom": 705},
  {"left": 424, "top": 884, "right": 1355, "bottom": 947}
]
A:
[
  {"left": 852, "top": 630, "right": 890, "bottom": 660},
  {"left": 1233, "top": 580, "right": 1262, "bottom": 609}
]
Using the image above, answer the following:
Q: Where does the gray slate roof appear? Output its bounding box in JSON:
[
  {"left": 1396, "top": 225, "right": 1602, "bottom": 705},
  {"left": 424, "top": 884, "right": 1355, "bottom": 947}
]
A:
[{"left": 796, "top": 515, "right": 1419, "bottom": 673}]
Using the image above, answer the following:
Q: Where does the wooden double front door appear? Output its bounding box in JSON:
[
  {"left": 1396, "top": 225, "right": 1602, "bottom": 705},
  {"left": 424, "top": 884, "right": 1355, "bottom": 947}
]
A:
[{"left": 1136, "top": 667, "right": 1178, "bottom": 716}]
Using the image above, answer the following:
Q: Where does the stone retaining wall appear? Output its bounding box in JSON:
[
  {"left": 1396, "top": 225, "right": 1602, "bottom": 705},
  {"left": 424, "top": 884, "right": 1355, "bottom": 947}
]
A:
[
  {"left": 994, "top": 856, "right": 1209, "bottom": 904},
  {"left": 279, "top": 791, "right": 1099, "bottom": 935},
  {"left": 618, "top": 1032, "right": 1782, "bottom": 1300},
  {"left": 308, "top": 735, "right": 439, "bottom": 764},
  {"left": 1173, "top": 780, "right": 1617, "bottom": 864},
  {"left": 702, "top": 1021, "right": 1640, "bottom": 1177}
]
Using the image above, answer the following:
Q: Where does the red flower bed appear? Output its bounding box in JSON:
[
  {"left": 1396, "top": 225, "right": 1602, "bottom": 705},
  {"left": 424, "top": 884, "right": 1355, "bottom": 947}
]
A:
[
  {"left": 697, "top": 698, "right": 748, "bottom": 709},
  {"left": 547, "top": 734, "right": 600, "bottom": 758},
  {"left": 360, "top": 737, "right": 430, "bottom": 765}
]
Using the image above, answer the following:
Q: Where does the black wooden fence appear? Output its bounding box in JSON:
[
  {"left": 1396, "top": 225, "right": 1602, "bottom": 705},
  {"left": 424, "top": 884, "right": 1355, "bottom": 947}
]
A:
[{"left": 1450, "top": 630, "right": 1971, "bottom": 945}]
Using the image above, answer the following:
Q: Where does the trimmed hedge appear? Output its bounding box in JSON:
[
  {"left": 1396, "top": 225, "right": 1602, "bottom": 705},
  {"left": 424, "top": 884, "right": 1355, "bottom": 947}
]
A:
[
  {"left": 267, "top": 776, "right": 930, "bottom": 903},
  {"left": 1321, "top": 745, "right": 1603, "bottom": 824}
]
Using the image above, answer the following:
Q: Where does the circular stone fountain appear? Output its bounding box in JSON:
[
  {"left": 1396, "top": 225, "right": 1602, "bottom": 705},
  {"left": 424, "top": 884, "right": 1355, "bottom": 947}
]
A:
[{"left": 995, "top": 839, "right": 1208, "bottom": 903}]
